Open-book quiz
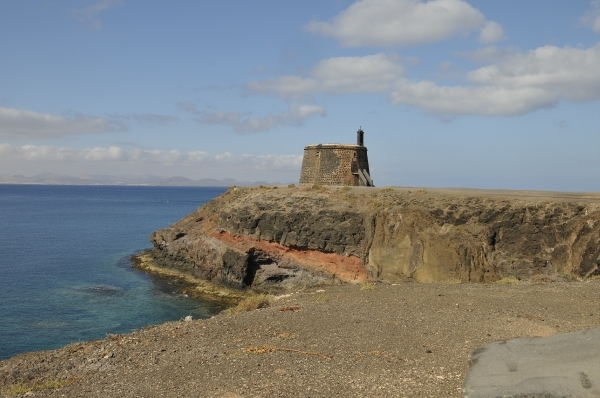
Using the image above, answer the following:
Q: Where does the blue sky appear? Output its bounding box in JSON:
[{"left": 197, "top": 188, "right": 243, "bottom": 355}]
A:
[{"left": 0, "top": 0, "right": 599, "bottom": 190}]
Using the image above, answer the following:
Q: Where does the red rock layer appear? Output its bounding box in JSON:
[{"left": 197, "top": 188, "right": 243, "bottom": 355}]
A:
[{"left": 211, "top": 231, "right": 367, "bottom": 283}]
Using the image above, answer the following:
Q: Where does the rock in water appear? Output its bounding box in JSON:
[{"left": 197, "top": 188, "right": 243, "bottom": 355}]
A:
[{"left": 463, "top": 328, "right": 600, "bottom": 397}]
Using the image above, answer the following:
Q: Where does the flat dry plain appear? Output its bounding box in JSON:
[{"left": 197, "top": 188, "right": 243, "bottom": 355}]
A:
[{"left": 3, "top": 280, "right": 600, "bottom": 397}]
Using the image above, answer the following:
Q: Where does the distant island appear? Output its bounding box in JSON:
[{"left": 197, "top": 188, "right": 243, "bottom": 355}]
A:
[{"left": 0, "top": 172, "right": 285, "bottom": 187}]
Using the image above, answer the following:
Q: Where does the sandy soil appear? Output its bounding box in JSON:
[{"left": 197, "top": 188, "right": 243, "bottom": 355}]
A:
[{"left": 3, "top": 279, "right": 600, "bottom": 397}]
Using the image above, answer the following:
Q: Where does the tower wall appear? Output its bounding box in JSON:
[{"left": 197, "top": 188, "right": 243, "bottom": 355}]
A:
[{"left": 299, "top": 144, "right": 370, "bottom": 186}]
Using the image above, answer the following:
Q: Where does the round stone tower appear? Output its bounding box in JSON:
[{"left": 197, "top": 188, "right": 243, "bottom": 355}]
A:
[{"left": 299, "top": 128, "right": 374, "bottom": 186}]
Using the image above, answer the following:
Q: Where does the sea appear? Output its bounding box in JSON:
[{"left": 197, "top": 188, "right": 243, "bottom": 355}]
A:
[{"left": 0, "top": 184, "right": 229, "bottom": 360}]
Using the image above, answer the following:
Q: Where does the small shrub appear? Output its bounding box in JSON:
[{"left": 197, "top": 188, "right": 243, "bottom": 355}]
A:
[
  {"left": 496, "top": 276, "right": 520, "bottom": 284},
  {"left": 360, "top": 281, "right": 375, "bottom": 290},
  {"left": 558, "top": 273, "right": 578, "bottom": 281},
  {"left": 340, "top": 186, "right": 351, "bottom": 192},
  {"left": 227, "top": 294, "right": 272, "bottom": 315},
  {"left": 311, "top": 294, "right": 328, "bottom": 302},
  {"left": 312, "top": 184, "right": 322, "bottom": 190},
  {"left": 288, "top": 184, "right": 295, "bottom": 188}
]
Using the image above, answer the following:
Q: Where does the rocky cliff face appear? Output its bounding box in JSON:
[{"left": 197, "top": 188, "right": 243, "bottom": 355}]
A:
[{"left": 148, "top": 186, "right": 600, "bottom": 290}]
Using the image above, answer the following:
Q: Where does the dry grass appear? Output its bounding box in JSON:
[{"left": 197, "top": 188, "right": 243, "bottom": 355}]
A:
[
  {"left": 3, "top": 378, "right": 76, "bottom": 396},
  {"left": 311, "top": 294, "right": 328, "bottom": 302},
  {"left": 529, "top": 274, "right": 555, "bottom": 284},
  {"left": 496, "top": 276, "right": 521, "bottom": 284},
  {"left": 359, "top": 281, "right": 376, "bottom": 290},
  {"left": 227, "top": 293, "right": 272, "bottom": 315}
]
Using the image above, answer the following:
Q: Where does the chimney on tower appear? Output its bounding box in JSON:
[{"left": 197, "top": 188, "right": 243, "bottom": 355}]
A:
[{"left": 357, "top": 127, "right": 364, "bottom": 146}]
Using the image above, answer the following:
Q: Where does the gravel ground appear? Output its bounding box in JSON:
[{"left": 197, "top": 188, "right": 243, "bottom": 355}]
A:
[{"left": 3, "top": 280, "right": 600, "bottom": 397}]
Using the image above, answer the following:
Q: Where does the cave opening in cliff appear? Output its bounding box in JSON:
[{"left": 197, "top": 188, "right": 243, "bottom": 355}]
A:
[{"left": 244, "top": 249, "right": 277, "bottom": 286}]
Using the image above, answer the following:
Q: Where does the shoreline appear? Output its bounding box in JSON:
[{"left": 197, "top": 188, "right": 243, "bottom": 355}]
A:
[
  {"left": 130, "top": 250, "right": 246, "bottom": 305},
  {"left": 3, "top": 279, "right": 600, "bottom": 396}
]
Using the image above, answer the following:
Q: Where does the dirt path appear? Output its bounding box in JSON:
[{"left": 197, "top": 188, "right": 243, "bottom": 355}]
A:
[{"left": 3, "top": 280, "right": 600, "bottom": 397}]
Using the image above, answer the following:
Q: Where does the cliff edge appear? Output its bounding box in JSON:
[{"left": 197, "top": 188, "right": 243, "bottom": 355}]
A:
[{"left": 146, "top": 186, "right": 600, "bottom": 290}]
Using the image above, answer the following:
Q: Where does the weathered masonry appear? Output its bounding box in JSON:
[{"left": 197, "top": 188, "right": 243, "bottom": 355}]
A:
[{"left": 299, "top": 128, "right": 374, "bottom": 186}]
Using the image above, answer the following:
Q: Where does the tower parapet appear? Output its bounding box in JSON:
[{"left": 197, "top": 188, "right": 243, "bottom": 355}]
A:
[{"left": 299, "top": 128, "right": 374, "bottom": 187}]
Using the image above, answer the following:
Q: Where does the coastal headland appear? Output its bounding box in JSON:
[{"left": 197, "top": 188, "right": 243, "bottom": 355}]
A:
[
  {"left": 144, "top": 185, "right": 600, "bottom": 289},
  {"left": 2, "top": 186, "right": 600, "bottom": 397}
]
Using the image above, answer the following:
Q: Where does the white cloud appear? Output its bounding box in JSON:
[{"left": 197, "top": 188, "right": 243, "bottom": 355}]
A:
[
  {"left": 248, "top": 43, "right": 600, "bottom": 117},
  {"left": 179, "top": 103, "right": 326, "bottom": 133},
  {"left": 70, "top": 0, "right": 123, "bottom": 30},
  {"left": 177, "top": 102, "right": 202, "bottom": 115},
  {"left": 466, "top": 45, "right": 600, "bottom": 100},
  {"left": 248, "top": 53, "right": 404, "bottom": 98},
  {"left": 0, "top": 143, "right": 303, "bottom": 180},
  {"left": 0, "top": 107, "right": 126, "bottom": 138},
  {"left": 479, "top": 21, "right": 506, "bottom": 44},
  {"left": 305, "top": 0, "right": 493, "bottom": 46},
  {"left": 389, "top": 82, "right": 554, "bottom": 116},
  {"left": 581, "top": 0, "right": 600, "bottom": 33},
  {"left": 461, "top": 46, "right": 518, "bottom": 63},
  {"left": 110, "top": 113, "right": 180, "bottom": 126},
  {"left": 391, "top": 43, "right": 600, "bottom": 115}
]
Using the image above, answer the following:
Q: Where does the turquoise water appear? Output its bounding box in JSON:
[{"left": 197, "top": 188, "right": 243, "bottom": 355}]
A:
[{"left": 0, "top": 185, "right": 228, "bottom": 360}]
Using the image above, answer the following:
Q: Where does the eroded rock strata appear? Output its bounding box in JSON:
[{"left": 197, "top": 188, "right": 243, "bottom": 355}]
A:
[{"left": 147, "top": 186, "right": 600, "bottom": 290}]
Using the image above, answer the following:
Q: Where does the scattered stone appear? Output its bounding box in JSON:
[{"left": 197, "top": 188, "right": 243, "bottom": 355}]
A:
[{"left": 278, "top": 306, "right": 301, "bottom": 312}]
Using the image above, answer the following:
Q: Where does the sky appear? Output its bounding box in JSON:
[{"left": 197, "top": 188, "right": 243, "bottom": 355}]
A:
[{"left": 0, "top": 0, "right": 599, "bottom": 191}]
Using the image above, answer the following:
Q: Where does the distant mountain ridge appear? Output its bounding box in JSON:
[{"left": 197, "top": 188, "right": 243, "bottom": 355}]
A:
[{"left": 0, "top": 172, "right": 282, "bottom": 187}]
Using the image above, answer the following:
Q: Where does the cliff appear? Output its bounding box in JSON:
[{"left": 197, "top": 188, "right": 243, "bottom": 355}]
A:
[{"left": 146, "top": 186, "right": 600, "bottom": 290}]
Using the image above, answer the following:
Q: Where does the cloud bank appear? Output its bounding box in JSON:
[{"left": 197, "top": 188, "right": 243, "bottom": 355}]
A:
[
  {"left": 248, "top": 53, "right": 404, "bottom": 98},
  {"left": 178, "top": 103, "right": 325, "bottom": 132},
  {"left": 109, "top": 113, "right": 180, "bottom": 126},
  {"left": 0, "top": 107, "right": 126, "bottom": 138},
  {"left": 248, "top": 43, "right": 600, "bottom": 116},
  {"left": 305, "top": 0, "right": 504, "bottom": 46},
  {"left": 391, "top": 43, "right": 600, "bottom": 115},
  {"left": 0, "top": 143, "right": 302, "bottom": 180}
]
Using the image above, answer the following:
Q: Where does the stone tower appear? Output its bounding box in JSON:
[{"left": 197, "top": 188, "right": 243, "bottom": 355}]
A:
[{"left": 299, "top": 128, "right": 374, "bottom": 187}]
